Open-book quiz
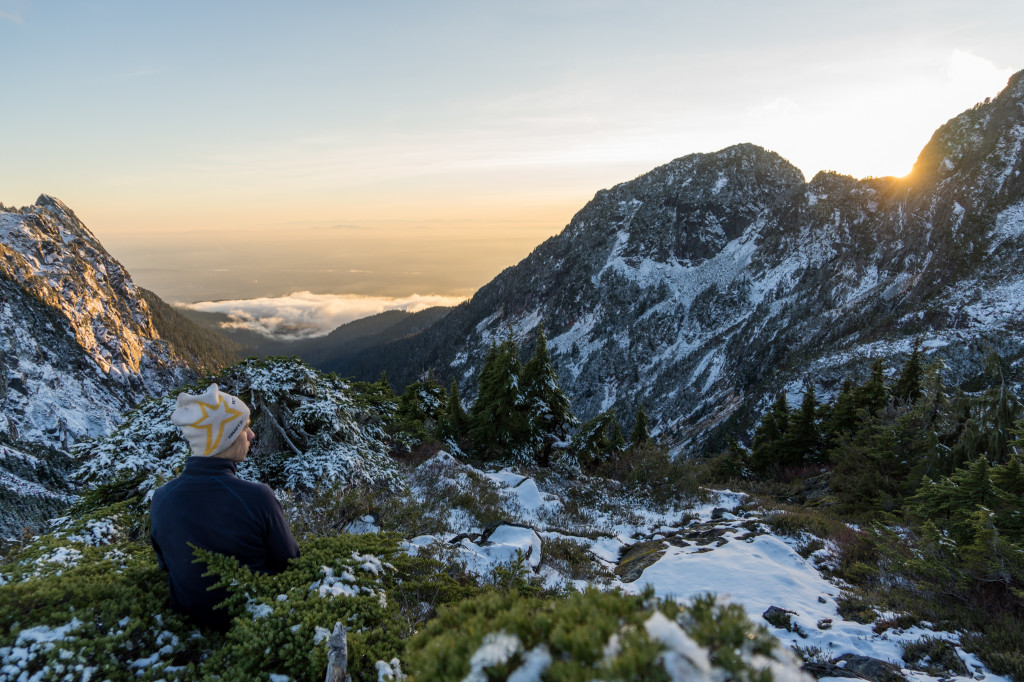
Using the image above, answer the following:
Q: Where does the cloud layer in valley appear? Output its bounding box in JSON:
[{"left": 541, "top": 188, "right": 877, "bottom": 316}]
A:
[{"left": 183, "top": 292, "right": 465, "bottom": 340}]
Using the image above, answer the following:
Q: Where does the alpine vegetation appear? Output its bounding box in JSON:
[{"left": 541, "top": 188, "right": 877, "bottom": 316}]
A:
[{"left": 2, "top": 352, "right": 1021, "bottom": 681}]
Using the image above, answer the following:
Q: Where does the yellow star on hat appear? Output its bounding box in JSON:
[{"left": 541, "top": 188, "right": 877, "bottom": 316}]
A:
[
  {"left": 171, "top": 384, "right": 252, "bottom": 457},
  {"left": 189, "top": 395, "right": 245, "bottom": 456}
]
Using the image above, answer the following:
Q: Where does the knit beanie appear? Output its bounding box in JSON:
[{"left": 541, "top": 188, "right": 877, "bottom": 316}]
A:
[{"left": 171, "top": 384, "right": 251, "bottom": 457}]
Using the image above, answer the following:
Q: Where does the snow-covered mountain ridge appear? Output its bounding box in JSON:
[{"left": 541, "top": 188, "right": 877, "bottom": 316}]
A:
[
  {"left": 0, "top": 195, "right": 191, "bottom": 445},
  {"left": 348, "top": 70, "right": 1024, "bottom": 452},
  {"left": 0, "top": 195, "right": 192, "bottom": 536}
]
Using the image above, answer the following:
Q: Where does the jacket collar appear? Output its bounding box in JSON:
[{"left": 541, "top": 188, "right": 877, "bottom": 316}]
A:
[{"left": 184, "top": 456, "right": 238, "bottom": 475}]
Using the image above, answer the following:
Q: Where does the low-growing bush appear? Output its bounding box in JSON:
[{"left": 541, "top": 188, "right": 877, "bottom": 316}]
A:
[
  {"left": 0, "top": 521, "right": 485, "bottom": 681},
  {"left": 288, "top": 480, "right": 447, "bottom": 540},
  {"left": 900, "top": 636, "right": 968, "bottom": 676},
  {"left": 597, "top": 443, "right": 712, "bottom": 508},
  {"left": 404, "top": 588, "right": 797, "bottom": 681},
  {"left": 835, "top": 592, "right": 878, "bottom": 624},
  {"left": 542, "top": 536, "right": 606, "bottom": 583}
]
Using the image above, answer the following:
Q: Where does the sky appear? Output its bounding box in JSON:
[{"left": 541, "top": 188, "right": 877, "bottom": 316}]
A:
[{"left": 1, "top": 1, "right": 1022, "bottom": 336}]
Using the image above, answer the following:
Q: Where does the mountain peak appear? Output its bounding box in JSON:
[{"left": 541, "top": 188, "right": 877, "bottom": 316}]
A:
[
  {"left": 907, "top": 68, "right": 1024, "bottom": 190},
  {"left": 35, "top": 193, "right": 67, "bottom": 209},
  {"left": 1, "top": 199, "right": 191, "bottom": 446}
]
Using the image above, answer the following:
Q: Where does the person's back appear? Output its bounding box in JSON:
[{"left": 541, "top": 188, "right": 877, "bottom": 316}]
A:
[{"left": 150, "top": 384, "right": 300, "bottom": 629}]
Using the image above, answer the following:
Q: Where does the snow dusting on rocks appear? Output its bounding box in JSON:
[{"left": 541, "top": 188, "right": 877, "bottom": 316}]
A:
[{"left": 398, "top": 452, "right": 1010, "bottom": 682}]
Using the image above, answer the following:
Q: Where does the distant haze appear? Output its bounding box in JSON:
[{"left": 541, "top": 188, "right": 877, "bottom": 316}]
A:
[{"left": 110, "top": 215, "right": 550, "bottom": 303}]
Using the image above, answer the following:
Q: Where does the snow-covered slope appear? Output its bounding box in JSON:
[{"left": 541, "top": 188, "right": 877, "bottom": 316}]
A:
[
  {"left": 0, "top": 195, "right": 191, "bottom": 536},
  {"left": 398, "top": 454, "right": 1008, "bottom": 682},
  {"left": 344, "top": 70, "right": 1024, "bottom": 452}
]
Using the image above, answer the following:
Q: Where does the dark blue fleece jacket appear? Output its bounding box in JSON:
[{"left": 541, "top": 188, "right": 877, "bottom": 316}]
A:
[{"left": 149, "top": 457, "right": 300, "bottom": 629}]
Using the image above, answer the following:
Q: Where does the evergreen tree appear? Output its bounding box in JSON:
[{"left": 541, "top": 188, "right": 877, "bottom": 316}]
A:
[
  {"left": 853, "top": 358, "right": 888, "bottom": 417},
  {"left": 630, "top": 405, "right": 651, "bottom": 447},
  {"left": 706, "top": 438, "right": 750, "bottom": 481},
  {"left": 992, "top": 454, "right": 1024, "bottom": 499},
  {"left": 958, "top": 507, "right": 1024, "bottom": 590},
  {"left": 893, "top": 340, "right": 924, "bottom": 405},
  {"left": 990, "top": 455, "right": 1024, "bottom": 542},
  {"left": 786, "top": 383, "right": 822, "bottom": 466},
  {"left": 396, "top": 374, "right": 446, "bottom": 440},
  {"left": 751, "top": 393, "right": 790, "bottom": 477},
  {"left": 377, "top": 370, "right": 394, "bottom": 398},
  {"left": 892, "top": 360, "right": 954, "bottom": 487},
  {"left": 1009, "top": 415, "right": 1024, "bottom": 459},
  {"left": 608, "top": 411, "right": 626, "bottom": 451},
  {"left": 521, "top": 324, "right": 577, "bottom": 465},
  {"left": 949, "top": 416, "right": 982, "bottom": 475},
  {"left": 907, "top": 456, "right": 1013, "bottom": 544},
  {"left": 823, "top": 378, "right": 859, "bottom": 448},
  {"left": 437, "top": 379, "right": 469, "bottom": 443},
  {"left": 982, "top": 377, "right": 1020, "bottom": 465},
  {"left": 829, "top": 411, "right": 909, "bottom": 514},
  {"left": 469, "top": 334, "right": 533, "bottom": 463},
  {"left": 573, "top": 409, "right": 625, "bottom": 472}
]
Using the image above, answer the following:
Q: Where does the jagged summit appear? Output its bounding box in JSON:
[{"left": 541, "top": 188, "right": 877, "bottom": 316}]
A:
[
  {"left": 909, "top": 68, "right": 1024, "bottom": 193},
  {"left": 0, "top": 198, "right": 191, "bottom": 447}
]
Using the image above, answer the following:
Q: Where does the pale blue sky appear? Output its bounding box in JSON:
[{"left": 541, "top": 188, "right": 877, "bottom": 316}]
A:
[{"left": 1, "top": 1, "right": 1021, "bottom": 319}]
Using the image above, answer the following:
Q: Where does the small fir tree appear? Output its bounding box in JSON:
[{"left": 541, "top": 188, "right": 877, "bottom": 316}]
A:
[
  {"left": 982, "top": 377, "right": 1020, "bottom": 465},
  {"left": 469, "top": 333, "right": 533, "bottom": 463},
  {"left": 630, "top": 405, "right": 651, "bottom": 447},
  {"left": 437, "top": 379, "right": 470, "bottom": 443},
  {"left": 521, "top": 324, "right": 577, "bottom": 466},
  {"left": 823, "top": 378, "right": 859, "bottom": 448},
  {"left": 377, "top": 370, "right": 394, "bottom": 398},
  {"left": 829, "top": 412, "right": 907, "bottom": 514},
  {"left": 608, "top": 412, "right": 626, "bottom": 451},
  {"left": 751, "top": 392, "right": 790, "bottom": 477},
  {"left": 907, "top": 456, "right": 1013, "bottom": 544},
  {"left": 573, "top": 409, "right": 625, "bottom": 472},
  {"left": 854, "top": 357, "right": 888, "bottom": 417},
  {"left": 893, "top": 340, "right": 924, "bottom": 405},
  {"left": 786, "top": 383, "right": 822, "bottom": 466},
  {"left": 396, "top": 374, "right": 446, "bottom": 439}
]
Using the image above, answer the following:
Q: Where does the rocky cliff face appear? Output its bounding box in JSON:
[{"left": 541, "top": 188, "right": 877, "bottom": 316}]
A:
[
  {"left": 353, "top": 71, "right": 1024, "bottom": 452},
  {"left": 0, "top": 195, "right": 192, "bottom": 536}
]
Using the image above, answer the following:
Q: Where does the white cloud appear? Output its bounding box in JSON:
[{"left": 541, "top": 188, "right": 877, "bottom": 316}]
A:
[
  {"left": 947, "top": 50, "right": 1014, "bottom": 96},
  {"left": 182, "top": 291, "right": 466, "bottom": 340}
]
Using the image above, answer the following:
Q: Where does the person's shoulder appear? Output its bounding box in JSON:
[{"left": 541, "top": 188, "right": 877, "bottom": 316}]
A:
[
  {"left": 150, "top": 475, "right": 182, "bottom": 504},
  {"left": 230, "top": 476, "right": 279, "bottom": 504}
]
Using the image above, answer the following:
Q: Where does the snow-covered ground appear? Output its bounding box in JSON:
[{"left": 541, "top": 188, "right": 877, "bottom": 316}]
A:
[{"left": 400, "top": 452, "right": 1011, "bottom": 682}]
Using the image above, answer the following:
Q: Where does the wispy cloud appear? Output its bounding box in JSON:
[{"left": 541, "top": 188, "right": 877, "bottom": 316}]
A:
[
  {"left": 0, "top": 0, "right": 23, "bottom": 23},
  {"left": 181, "top": 291, "right": 466, "bottom": 340},
  {"left": 310, "top": 223, "right": 365, "bottom": 230}
]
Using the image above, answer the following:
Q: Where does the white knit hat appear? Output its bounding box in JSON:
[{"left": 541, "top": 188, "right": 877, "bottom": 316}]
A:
[{"left": 171, "top": 384, "right": 251, "bottom": 457}]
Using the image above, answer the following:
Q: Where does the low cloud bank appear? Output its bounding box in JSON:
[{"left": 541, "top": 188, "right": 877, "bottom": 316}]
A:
[{"left": 182, "top": 291, "right": 466, "bottom": 340}]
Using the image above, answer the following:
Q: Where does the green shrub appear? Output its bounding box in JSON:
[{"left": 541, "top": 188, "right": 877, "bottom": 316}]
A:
[
  {"left": 404, "top": 588, "right": 796, "bottom": 681},
  {"left": 597, "top": 443, "right": 711, "bottom": 508},
  {"left": 541, "top": 536, "right": 606, "bottom": 583},
  {"left": 835, "top": 593, "right": 878, "bottom": 624},
  {"left": 961, "top": 613, "right": 1024, "bottom": 681},
  {"left": 900, "top": 636, "right": 968, "bottom": 676},
  {"left": 0, "top": 528, "right": 484, "bottom": 681},
  {"left": 288, "top": 480, "right": 448, "bottom": 540}
]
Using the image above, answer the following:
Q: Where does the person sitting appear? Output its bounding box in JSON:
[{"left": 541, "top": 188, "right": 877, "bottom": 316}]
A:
[{"left": 150, "top": 383, "right": 300, "bottom": 629}]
